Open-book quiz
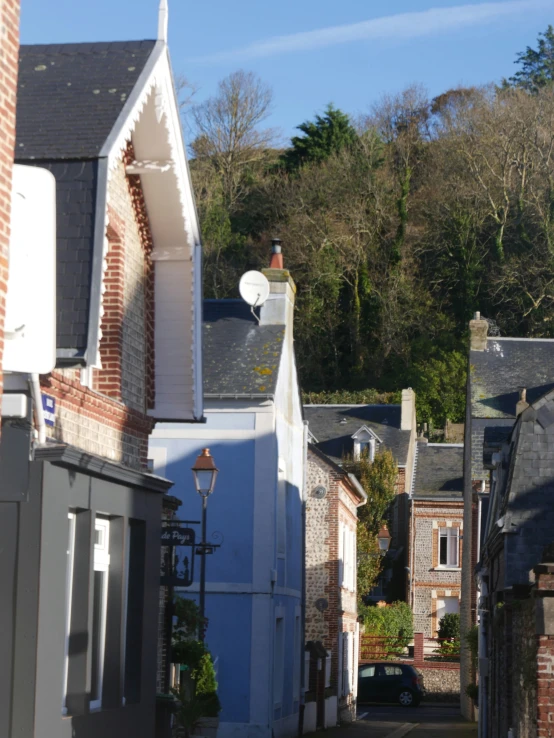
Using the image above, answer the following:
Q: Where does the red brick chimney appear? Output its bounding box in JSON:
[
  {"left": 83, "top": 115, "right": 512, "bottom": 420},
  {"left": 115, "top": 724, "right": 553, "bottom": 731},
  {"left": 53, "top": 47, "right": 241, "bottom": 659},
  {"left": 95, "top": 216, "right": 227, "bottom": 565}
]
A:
[{"left": 269, "top": 237, "right": 283, "bottom": 269}]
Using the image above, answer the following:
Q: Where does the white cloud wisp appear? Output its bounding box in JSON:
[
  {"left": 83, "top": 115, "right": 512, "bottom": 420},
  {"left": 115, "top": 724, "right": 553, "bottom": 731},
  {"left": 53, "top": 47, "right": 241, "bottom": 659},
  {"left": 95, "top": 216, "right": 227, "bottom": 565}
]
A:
[{"left": 191, "top": 1, "right": 550, "bottom": 65}]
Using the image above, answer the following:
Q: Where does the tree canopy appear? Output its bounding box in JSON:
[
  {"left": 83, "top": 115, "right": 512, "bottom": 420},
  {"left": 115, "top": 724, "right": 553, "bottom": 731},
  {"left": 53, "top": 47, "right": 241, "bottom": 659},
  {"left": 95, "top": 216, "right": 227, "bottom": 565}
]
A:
[
  {"left": 281, "top": 104, "right": 358, "bottom": 170},
  {"left": 505, "top": 25, "right": 554, "bottom": 92},
  {"left": 186, "top": 26, "right": 554, "bottom": 428}
]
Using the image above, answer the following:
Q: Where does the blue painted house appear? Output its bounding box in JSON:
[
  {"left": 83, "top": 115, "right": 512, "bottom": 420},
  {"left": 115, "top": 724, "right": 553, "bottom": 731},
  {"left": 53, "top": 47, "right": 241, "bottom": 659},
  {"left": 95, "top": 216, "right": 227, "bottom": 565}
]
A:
[{"left": 149, "top": 255, "right": 305, "bottom": 738}]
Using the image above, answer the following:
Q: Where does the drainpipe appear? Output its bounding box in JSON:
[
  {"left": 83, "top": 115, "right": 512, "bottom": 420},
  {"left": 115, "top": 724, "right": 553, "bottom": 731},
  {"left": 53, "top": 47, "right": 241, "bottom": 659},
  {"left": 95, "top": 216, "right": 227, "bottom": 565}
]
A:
[
  {"left": 409, "top": 497, "right": 415, "bottom": 609},
  {"left": 30, "top": 373, "right": 46, "bottom": 445}
]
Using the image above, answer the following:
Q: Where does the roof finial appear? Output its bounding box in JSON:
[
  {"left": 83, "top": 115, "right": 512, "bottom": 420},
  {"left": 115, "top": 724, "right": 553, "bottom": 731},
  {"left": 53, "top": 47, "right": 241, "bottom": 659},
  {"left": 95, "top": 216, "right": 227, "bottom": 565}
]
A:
[{"left": 158, "top": 0, "right": 168, "bottom": 43}]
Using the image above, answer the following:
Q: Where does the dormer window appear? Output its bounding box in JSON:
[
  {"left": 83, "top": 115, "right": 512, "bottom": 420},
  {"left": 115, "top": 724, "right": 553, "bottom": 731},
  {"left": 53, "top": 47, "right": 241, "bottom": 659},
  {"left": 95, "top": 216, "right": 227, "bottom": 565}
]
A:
[
  {"left": 358, "top": 439, "right": 376, "bottom": 462},
  {"left": 351, "top": 425, "right": 381, "bottom": 462}
]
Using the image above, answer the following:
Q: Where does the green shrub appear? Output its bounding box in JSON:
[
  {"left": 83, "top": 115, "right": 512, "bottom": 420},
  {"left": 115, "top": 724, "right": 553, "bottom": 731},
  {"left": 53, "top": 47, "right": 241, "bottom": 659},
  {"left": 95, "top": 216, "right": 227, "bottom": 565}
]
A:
[
  {"left": 437, "top": 613, "right": 460, "bottom": 640},
  {"left": 360, "top": 601, "right": 414, "bottom": 654}
]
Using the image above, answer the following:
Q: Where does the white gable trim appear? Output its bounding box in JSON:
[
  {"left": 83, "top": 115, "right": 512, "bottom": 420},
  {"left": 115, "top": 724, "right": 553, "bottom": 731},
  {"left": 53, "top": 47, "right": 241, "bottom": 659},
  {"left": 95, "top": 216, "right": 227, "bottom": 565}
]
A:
[
  {"left": 87, "top": 42, "right": 203, "bottom": 421},
  {"left": 350, "top": 425, "right": 382, "bottom": 444}
]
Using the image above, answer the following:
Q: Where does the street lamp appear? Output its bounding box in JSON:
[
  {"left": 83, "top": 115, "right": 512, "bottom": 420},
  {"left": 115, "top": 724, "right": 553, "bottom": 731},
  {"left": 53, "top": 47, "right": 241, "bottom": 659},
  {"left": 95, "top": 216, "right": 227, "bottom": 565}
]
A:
[
  {"left": 192, "top": 448, "right": 218, "bottom": 641},
  {"left": 378, "top": 524, "right": 391, "bottom": 554}
]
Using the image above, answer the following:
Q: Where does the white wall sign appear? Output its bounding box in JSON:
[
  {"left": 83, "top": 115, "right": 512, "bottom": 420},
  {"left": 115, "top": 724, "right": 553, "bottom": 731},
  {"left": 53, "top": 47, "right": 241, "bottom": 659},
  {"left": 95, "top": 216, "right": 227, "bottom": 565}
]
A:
[{"left": 4, "top": 165, "right": 56, "bottom": 374}]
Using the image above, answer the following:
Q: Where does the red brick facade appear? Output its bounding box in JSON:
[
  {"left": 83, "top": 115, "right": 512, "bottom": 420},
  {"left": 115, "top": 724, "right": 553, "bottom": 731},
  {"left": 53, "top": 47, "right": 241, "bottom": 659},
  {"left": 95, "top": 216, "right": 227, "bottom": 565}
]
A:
[
  {"left": 41, "top": 143, "right": 156, "bottom": 470},
  {"left": 0, "top": 0, "right": 21, "bottom": 427}
]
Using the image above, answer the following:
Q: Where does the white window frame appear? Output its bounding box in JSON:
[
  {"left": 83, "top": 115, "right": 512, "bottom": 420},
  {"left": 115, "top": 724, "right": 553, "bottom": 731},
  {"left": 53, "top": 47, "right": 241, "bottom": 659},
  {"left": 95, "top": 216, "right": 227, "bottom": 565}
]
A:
[
  {"left": 62, "top": 512, "right": 76, "bottom": 715},
  {"left": 438, "top": 527, "right": 459, "bottom": 568},
  {"left": 90, "top": 517, "right": 110, "bottom": 711}
]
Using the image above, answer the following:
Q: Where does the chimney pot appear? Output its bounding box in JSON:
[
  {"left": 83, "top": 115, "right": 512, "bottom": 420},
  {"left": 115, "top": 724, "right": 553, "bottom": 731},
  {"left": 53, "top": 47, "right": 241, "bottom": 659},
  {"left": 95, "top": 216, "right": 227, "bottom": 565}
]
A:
[{"left": 269, "top": 237, "right": 284, "bottom": 269}]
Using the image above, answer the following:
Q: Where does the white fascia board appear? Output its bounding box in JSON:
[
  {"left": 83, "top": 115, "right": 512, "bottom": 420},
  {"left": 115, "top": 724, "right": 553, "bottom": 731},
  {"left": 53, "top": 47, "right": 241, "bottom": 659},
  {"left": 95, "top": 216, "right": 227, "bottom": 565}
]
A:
[
  {"left": 98, "top": 42, "right": 203, "bottom": 420},
  {"left": 350, "top": 424, "right": 383, "bottom": 443}
]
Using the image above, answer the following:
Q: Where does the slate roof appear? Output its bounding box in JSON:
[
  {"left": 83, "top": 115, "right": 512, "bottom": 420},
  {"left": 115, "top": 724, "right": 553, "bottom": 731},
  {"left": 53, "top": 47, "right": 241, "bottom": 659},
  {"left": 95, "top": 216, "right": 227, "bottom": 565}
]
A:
[
  {"left": 483, "top": 388, "right": 554, "bottom": 586},
  {"left": 413, "top": 443, "right": 463, "bottom": 499},
  {"left": 16, "top": 41, "right": 156, "bottom": 159},
  {"left": 14, "top": 41, "right": 157, "bottom": 359},
  {"left": 203, "top": 300, "right": 285, "bottom": 397},
  {"left": 471, "top": 338, "right": 554, "bottom": 419},
  {"left": 303, "top": 405, "right": 411, "bottom": 466}
]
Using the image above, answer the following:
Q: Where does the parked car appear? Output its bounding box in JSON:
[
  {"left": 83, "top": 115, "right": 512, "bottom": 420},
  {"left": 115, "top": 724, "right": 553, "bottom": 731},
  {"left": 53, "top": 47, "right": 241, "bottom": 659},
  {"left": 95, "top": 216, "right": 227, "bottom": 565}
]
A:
[{"left": 358, "top": 663, "right": 424, "bottom": 706}]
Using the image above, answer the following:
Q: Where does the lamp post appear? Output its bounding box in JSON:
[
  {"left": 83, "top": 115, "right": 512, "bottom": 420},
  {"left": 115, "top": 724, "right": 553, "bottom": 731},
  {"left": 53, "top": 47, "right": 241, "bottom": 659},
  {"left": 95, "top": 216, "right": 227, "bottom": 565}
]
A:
[{"left": 191, "top": 448, "right": 218, "bottom": 642}]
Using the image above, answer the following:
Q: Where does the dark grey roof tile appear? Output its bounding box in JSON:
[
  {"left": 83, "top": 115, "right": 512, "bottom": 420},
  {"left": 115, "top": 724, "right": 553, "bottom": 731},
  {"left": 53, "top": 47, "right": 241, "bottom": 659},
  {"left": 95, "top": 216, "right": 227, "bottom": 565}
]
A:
[
  {"left": 203, "top": 300, "right": 285, "bottom": 397},
  {"left": 303, "top": 404, "right": 411, "bottom": 465},
  {"left": 16, "top": 41, "right": 156, "bottom": 159},
  {"left": 413, "top": 443, "right": 464, "bottom": 499},
  {"left": 471, "top": 338, "right": 554, "bottom": 419}
]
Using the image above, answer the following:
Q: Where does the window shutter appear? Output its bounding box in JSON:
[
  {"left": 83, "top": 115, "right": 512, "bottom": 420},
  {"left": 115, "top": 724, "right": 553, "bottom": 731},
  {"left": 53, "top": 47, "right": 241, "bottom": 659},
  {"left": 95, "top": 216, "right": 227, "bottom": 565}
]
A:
[{"left": 433, "top": 526, "right": 438, "bottom": 568}]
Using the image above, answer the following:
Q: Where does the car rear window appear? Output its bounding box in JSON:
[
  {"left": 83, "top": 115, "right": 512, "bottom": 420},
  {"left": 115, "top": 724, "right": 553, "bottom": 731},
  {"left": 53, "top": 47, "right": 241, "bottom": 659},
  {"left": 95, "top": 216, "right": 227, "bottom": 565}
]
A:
[{"left": 382, "top": 665, "right": 403, "bottom": 676}]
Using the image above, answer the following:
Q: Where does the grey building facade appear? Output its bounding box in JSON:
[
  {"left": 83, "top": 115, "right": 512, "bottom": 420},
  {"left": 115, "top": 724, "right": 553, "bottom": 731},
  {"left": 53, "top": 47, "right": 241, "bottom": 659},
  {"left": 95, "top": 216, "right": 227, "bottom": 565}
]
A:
[{"left": 0, "top": 413, "right": 170, "bottom": 738}]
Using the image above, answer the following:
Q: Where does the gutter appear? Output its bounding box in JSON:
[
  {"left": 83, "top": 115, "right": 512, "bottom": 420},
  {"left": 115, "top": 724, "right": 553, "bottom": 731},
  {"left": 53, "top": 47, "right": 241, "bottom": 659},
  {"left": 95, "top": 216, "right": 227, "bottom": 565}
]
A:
[
  {"left": 347, "top": 473, "right": 367, "bottom": 505},
  {"left": 298, "top": 420, "right": 308, "bottom": 737},
  {"left": 204, "top": 393, "right": 275, "bottom": 401}
]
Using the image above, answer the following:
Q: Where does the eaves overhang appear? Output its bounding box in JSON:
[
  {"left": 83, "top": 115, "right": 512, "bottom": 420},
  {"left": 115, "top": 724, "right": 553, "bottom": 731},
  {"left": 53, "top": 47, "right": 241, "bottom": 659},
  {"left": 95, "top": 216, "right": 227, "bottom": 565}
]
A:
[{"left": 34, "top": 443, "right": 173, "bottom": 493}]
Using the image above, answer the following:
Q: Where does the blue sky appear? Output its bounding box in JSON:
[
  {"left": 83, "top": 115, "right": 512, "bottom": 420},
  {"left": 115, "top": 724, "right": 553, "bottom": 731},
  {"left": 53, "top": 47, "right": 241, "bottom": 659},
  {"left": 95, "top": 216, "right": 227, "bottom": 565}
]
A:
[{"left": 21, "top": 0, "right": 554, "bottom": 140}]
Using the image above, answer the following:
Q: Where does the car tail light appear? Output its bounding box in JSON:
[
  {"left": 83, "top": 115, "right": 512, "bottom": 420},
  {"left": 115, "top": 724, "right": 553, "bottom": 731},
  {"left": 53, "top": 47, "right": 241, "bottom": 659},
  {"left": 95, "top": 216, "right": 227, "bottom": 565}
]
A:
[{"left": 412, "top": 676, "right": 422, "bottom": 687}]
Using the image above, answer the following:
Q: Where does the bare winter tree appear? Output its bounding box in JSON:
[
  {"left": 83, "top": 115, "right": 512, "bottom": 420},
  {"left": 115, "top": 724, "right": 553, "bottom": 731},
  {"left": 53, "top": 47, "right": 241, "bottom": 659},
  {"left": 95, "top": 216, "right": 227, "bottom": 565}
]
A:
[{"left": 191, "top": 70, "right": 276, "bottom": 210}]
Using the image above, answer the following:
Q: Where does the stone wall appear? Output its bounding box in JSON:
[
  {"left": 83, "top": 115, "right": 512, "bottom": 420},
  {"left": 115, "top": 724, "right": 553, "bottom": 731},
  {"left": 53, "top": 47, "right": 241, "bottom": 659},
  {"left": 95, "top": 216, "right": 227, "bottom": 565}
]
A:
[
  {"left": 0, "top": 0, "right": 20, "bottom": 428},
  {"left": 306, "top": 452, "right": 331, "bottom": 644},
  {"left": 306, "top": 448, "right": 361, "bottom": 722},
  {"left": 418, "top": 667, "right": 460, "bottom": 702},
  {"left": 411, "top": 502, "right": 463, "bottom": 636}
]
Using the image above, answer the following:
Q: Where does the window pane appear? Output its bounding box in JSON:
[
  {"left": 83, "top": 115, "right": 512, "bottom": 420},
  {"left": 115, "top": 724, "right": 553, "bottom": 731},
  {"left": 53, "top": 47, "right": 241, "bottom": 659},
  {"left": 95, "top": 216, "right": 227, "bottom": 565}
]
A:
[
  {"left": 448, "top": 530, "right": 459, "bottom": 566},
  {"left": 359, "top": 665, "right": 375, "bottom": 678},
  {"left": 91, "top": 569, "right": 107, "bottom": 705},
  {"left": 439, "top": 533, "right": 447, "bottom": 566}
]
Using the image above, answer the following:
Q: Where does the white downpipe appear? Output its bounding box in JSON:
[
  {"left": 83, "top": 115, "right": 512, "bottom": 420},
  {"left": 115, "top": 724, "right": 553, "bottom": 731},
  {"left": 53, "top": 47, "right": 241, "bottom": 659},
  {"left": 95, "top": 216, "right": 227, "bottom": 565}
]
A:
[{"left": 30, "top": 373, "right": 46, "bottom": 444}]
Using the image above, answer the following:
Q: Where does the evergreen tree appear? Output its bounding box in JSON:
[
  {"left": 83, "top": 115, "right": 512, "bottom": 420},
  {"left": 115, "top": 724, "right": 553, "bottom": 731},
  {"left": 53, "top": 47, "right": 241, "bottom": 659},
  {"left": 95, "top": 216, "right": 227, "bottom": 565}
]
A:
[
  {"left": 505, "top": 25, "right": 554, "bottom": 92},
  {"left": 282, "top": 103, "right": 358, "bottom": 170}
]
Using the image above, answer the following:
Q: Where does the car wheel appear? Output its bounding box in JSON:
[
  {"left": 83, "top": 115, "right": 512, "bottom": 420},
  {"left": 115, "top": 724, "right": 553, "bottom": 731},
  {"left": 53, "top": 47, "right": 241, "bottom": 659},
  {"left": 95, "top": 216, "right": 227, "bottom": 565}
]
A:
[{"left": 398, "top": 689, "right": 416, "bottom": 707}]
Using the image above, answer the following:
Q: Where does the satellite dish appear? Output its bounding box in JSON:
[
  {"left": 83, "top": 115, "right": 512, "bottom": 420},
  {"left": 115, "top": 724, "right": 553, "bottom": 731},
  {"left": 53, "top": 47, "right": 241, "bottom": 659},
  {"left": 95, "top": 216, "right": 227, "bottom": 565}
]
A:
[{"left": 239, "top": 271, "right": 270, "bottom": 307}]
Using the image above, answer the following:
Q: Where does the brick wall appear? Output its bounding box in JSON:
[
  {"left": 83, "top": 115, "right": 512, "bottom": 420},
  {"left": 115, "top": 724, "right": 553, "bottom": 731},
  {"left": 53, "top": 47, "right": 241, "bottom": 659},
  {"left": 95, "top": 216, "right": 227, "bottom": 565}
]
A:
[
  {"left": 0, "top": 0, "right": 20, "bottom": 427},
  {"left": 42, "top": 144, "right": 155, "bottom": 470},
  {"left": 95, "top": 144, "right": 153, "bottom": 413}
]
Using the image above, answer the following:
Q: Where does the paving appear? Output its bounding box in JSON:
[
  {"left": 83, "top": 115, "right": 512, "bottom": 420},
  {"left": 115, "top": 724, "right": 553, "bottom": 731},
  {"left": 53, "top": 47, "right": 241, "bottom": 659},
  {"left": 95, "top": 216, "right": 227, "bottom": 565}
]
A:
[{"left": 320, "top": 705, "right": 477, "bottom": 738}]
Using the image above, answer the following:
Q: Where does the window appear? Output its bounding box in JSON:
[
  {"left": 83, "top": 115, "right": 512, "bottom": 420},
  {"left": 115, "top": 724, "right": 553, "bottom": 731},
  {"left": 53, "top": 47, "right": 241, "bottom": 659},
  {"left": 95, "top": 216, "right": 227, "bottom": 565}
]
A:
[
  {"left": 91, "top": 518, "right": 110, "bottom": 710},
  {"left": 439, "top": 527, "right": 459, "bottom": 568},
  {"left": 436, "top": 596, "right": 459, "bottom": 626},
  {"left": 359, "top": 665, "right": 376, "bottom": 678},
  {"left": 383, "top": 665, "right": 403, "bottom": 676},
  {"left": 273, "top": 615, "right": 285, "bottom": 707},
  {"left": 359, "top": 439, "right": 376, "bottom": 462},
  {"left": 340, "top": 523, "right": 356, "bottom": 591}
]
